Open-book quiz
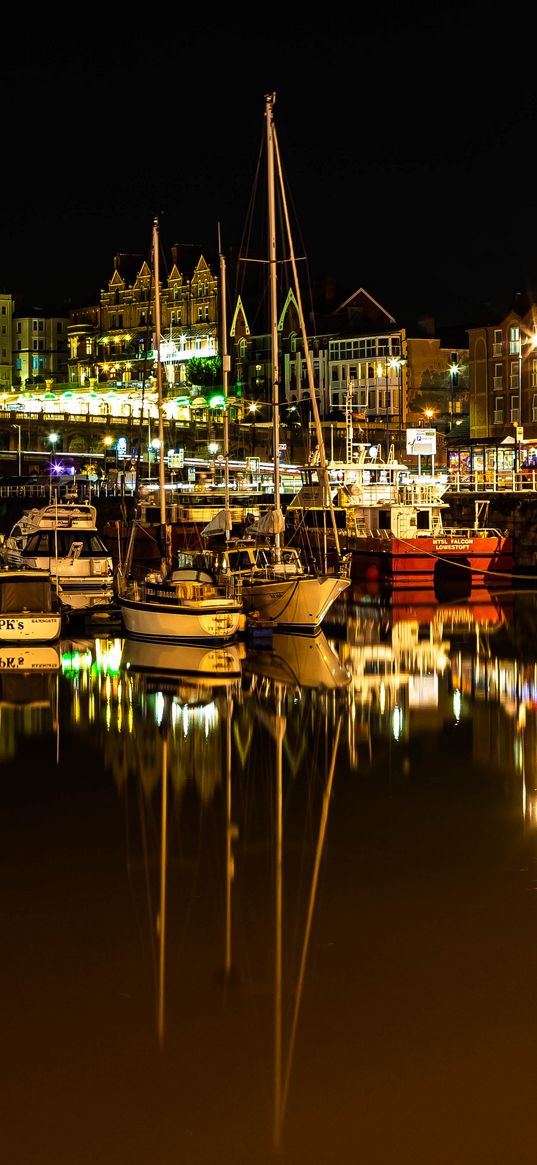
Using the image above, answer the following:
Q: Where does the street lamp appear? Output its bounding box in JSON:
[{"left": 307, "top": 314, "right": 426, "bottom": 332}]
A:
[
  {"left": 248, "top": 402, "right": 259, "bottom": 456},
  {"left": 388, "top": 356, "right": 406, "bottom": 456},
  {"left": 104, "top": 435, "right": 114, "bottom": 476},
  {"left": 48, "top": 432, "right": 59, "bottom": 498},
  {"left": 448, "top": 362, "right": 460, "bottom": 426}
]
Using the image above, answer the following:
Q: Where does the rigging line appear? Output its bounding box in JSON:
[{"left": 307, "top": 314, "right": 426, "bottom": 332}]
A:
[
  {"left": 235, "top": 123, "right": 265, "bottom": 306},
  {"left": 272, "top": 121, "right": 342, "bottom": 562}
]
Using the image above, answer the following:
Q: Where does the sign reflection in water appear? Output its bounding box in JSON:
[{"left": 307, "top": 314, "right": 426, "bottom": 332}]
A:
[{"left": 4, "top": 586, "right": 537, "bottom": 1160}]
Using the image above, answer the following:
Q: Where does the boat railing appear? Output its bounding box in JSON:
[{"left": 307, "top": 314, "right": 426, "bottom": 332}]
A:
[
  {"left": 440, "top": 526, "right": 507, "bottom": 540},
  {"left": 123, "top": 572, "right": 242, "bottom": 605}
]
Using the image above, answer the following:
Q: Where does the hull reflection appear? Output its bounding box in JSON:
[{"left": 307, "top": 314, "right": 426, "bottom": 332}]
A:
[
  {"left": 120, "top": 637, "right": 244, "bottom": 681},
  {"left": 243, "top": 629, "right": 352, "bottom": 691}
]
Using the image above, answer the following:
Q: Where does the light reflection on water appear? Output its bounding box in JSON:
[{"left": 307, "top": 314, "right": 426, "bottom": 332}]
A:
[{"left": 3, "top": 585, "right": 537, "bottom": 1163}]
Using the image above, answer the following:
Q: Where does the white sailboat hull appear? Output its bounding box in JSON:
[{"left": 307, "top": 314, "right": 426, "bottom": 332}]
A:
[
  {"left": 119, "top": 593, "right": 242, "bottom": 644},
  {"left": 241, "top": 573, "right": 350, "bottom": 633}
]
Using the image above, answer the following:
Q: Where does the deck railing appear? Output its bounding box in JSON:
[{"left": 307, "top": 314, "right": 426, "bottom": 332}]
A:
[{"left": 447, "top": 469, "right": 537, "bottom": 493}]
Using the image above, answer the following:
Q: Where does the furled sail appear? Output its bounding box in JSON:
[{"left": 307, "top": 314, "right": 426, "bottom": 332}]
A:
[
  {"left": 245, "top": 508, "right": 286, "bottom": 535},
  {"left": 201, "top": 508, "right": 233, "bottom": 537}
]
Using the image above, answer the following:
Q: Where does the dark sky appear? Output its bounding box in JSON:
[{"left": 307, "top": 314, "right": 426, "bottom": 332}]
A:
[{"left": 3, "top": 13, "right": 537, "bottom": 332}]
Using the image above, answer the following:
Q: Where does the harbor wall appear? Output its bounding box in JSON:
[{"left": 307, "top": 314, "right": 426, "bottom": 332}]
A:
[{"left": 443, "top": 492, "right": 537, "bottom": 577}]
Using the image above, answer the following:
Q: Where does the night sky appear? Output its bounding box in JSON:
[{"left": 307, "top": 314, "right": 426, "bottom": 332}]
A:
[{"left": 3, "top": 13, "right": 537, "bottom": 331}]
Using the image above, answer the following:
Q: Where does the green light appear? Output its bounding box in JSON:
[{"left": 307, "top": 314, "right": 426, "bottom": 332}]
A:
[{"left": 209, "top": 394, "right": 225, "bottom": 408}]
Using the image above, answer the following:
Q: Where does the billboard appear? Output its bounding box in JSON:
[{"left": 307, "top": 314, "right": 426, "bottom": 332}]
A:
[{"left": 406, "top": 428, "right": 437, "bottom": 456}]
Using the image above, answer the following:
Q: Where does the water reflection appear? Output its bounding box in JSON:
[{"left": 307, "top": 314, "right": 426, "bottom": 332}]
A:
[{"left": 5, "top": 588, "right": 537, "bottom": 1160}]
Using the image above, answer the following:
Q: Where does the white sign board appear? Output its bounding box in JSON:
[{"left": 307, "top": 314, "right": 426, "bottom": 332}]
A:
[
  {"left": 168, "top": 449, "right": 184, "bottom": 468},
  {"left": 406, "top": 428, "right": 437, "bottom": 456}
]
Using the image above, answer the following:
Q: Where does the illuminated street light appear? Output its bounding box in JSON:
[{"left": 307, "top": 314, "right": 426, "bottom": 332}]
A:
[{"left": 448, "top": 362, "right": 460, "bottom": 424}]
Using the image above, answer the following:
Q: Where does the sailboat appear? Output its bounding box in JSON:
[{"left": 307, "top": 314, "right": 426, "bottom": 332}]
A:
[
  {"left": 202, "top": 93, "right": 351, "bottom": 635},
  {"left": 116, "top": 219, "right": 244, "bottom": 645}
]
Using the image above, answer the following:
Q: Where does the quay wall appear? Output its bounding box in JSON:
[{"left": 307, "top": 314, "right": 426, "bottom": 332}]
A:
[{"left": 444, "top": 491, "right": 537, "bottom": 577}]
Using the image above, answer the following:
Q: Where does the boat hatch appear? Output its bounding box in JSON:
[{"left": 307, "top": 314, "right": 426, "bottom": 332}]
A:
[{"left": 0, "top": 577, "right": 53, "bottom": 613}]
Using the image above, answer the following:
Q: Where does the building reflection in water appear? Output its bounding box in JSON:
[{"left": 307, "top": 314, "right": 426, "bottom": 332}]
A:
[{"left": 7, "top": 586, "right": 537, "bottom": 1159}]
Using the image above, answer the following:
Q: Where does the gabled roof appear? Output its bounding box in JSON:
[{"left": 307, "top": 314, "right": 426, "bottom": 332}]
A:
[
  {"left": 229, "top": 296, "right": 250, "bottom": 337},
  {"left": 335, "top": 287, "right": 396, "bottom": 324},
  {"left": 307, "top": 281, "right": 400, "bottom": 338},
  {"left": 192, "top": 256, "right": 213, "bottom": 280}
]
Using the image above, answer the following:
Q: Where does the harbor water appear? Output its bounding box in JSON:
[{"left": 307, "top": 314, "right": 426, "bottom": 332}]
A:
[{"left": 3, "top": 582, "right": 537, "bottom": 1164}]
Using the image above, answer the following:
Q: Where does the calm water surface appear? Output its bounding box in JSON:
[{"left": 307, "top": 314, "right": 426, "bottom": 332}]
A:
[{"left": 3, "top": 584, "right": 537, "bottom": 1164}]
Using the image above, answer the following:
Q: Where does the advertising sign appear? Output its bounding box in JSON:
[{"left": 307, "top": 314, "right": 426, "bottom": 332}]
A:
[
  {"left": 168, "top": 449, "right": 185, "bottom": 468},
  {"left": 406, "top": 428, "right": 437, "bottom": 456}
]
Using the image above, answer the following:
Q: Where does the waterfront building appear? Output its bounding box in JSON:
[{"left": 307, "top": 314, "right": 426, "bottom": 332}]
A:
[
  {"left": 230, "top": 281, "right": 409, "bottom": 456},
  {"left": 405, "top": 327, "right": 469, "bottom": 428},
  {"left": 0, "top": 293, "right": 14, "bottom": 391},
  {"left": 463, "top": 290, "right": 537, "bottom": 475},
  {"left": 67, "top": 247, "right": 219, "bottom": 395},
  {"left": 468, "top": 291, "right": 537, "bottom": 442},
  {"left": 0, "top": 251, "right": 474, "bottom": 475},
  {"left": 12, "top": 306, "right": 68, "bottom": 390}
]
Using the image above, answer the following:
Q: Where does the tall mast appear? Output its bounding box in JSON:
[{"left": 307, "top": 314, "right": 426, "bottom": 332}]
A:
[
  {"left": 266, "top": 92, "right": 282, "bottom": 560},
  {"left": 152, "top": 218, "right": 167, "bottom": 563},
  {"left": 272, "top": 122, "right": 342, "bottom": 560},
  {"left": 218, "top": 224, "right": 232, "bottom": 543}
]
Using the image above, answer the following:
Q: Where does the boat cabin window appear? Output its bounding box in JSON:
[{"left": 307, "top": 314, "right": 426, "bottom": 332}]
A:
[
  {"left": 281, "top": 549, "right": 301, "bottom": 565},
  {"left": 23, "top": 531, "right": 109, "bottom": 557},
  {"left": 416, "top": 511, "right": 431, "bottom": 530},
  {"left": 224, "top": 550, "right": 258, "bottom": 571},
  {"left": 24, "top": 533, "right": 50, "bottom": 554},
  {"left": 378, "top": 511, "right": 391, "bottom": 529}
]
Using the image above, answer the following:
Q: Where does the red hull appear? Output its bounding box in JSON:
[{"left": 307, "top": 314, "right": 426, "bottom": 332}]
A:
[{"left": 347, "top": 533, "right": 514, "bottom": 588}]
